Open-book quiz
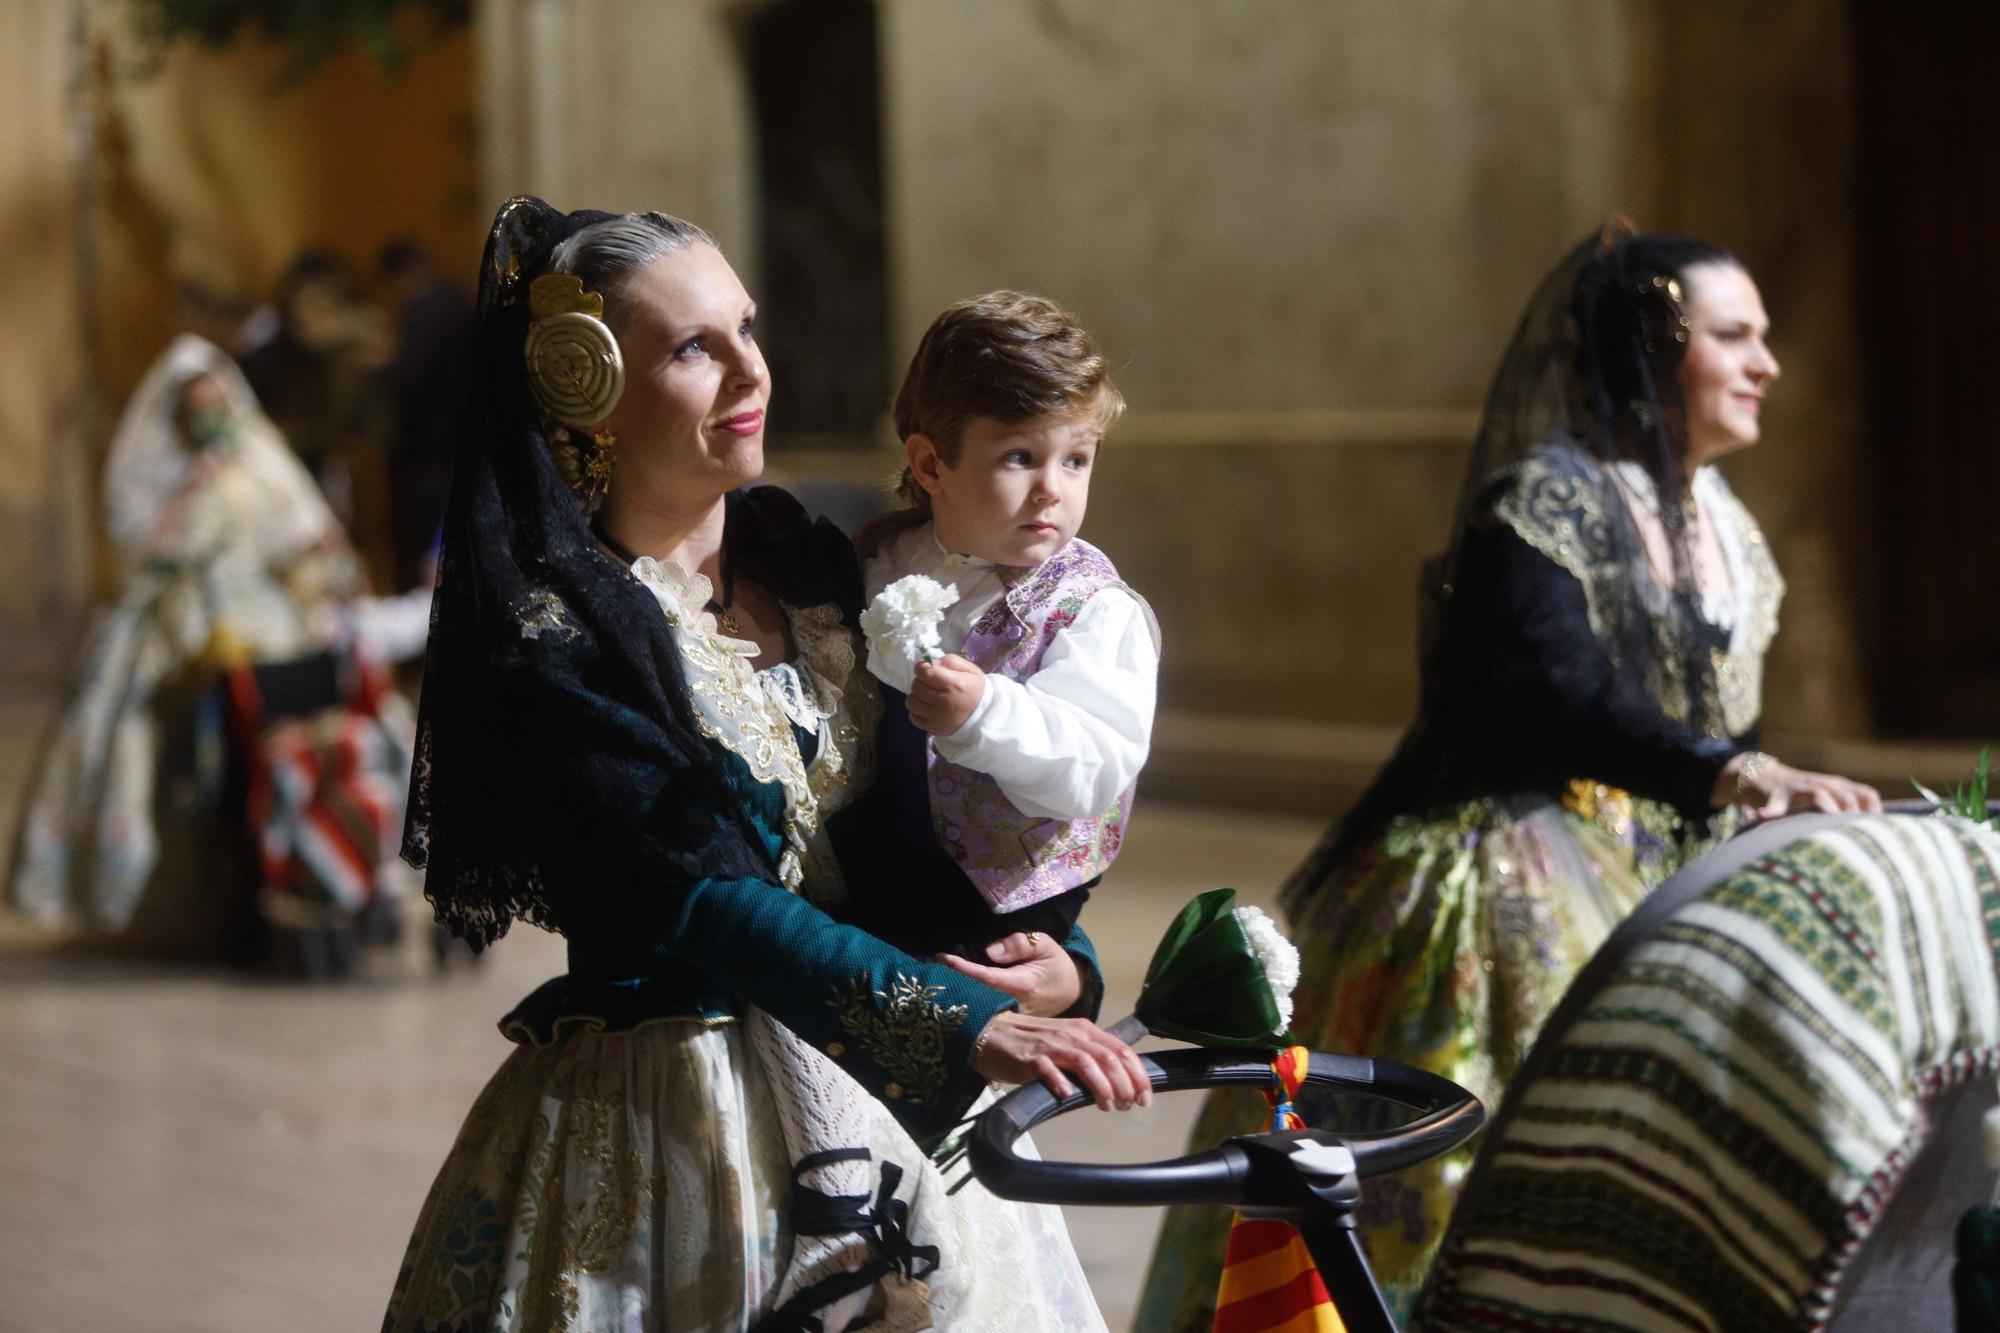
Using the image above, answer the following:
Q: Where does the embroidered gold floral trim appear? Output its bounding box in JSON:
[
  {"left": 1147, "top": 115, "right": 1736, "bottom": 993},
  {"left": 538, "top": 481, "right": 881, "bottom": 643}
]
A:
[
  {"left": 1708, "top": 482, "right": 1784, "bottom": 736},
  {"left": 402, "top": 1059, "right": 652, "bottom": 1332},
  {"left": 1489, "top": 454, "right": 1784, "bottom": 737},
  {"left": 632, "top": 556, "right": 818, "bottom": 887},
  {"left": 514, "top": 588, "right": 581, "bottom": 643},
  {"left": 792, "top": 600, "right": 880, "bottom": 807},
  {"left": 827, "top": 972, "right": 969, "bottom": 1106},
  {"left": 1490, "top": 459, "right": 1624, "bottom": 643},
  {"left": 789, "top": 600, "right": 882, "bottom": 901}
]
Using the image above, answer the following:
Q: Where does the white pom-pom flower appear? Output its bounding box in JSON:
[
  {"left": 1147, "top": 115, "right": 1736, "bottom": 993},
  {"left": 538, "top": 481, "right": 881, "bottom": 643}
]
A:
[
  {"left": 1233, "top": 905, "right": 1301, "bottom": 1033},
  {"left": 860, "top": 574, "right": 961, "bottom": 666}
]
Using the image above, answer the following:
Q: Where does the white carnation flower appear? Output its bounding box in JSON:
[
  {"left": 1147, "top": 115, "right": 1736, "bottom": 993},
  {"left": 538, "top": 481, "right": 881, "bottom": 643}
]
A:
[
  {"left": 1233, "top": 905, "right": 1300, "bottom": 1033},
  {"left": 860, "top": 574, "right": 961, "bottom": 666}
]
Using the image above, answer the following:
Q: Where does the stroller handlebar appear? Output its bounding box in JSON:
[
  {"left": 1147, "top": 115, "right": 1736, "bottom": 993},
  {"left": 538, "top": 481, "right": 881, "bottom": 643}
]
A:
[{"left": 968, "top": 1046, "right": 1484, "bottom": 1210}]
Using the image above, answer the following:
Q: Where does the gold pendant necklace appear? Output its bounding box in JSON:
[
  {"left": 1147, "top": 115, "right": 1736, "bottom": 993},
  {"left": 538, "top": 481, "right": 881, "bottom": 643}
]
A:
[
  {"left": 705, "top": 547, "right": 740, "bottom": 636},
  {"left": 591, "top": 521, "right": 741, "bottom": 635}
]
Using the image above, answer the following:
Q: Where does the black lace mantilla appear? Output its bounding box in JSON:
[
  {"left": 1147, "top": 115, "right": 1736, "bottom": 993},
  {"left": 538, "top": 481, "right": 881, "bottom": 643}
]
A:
[{"left": 403, "top": 197, "right": 858, "bottom": 948}]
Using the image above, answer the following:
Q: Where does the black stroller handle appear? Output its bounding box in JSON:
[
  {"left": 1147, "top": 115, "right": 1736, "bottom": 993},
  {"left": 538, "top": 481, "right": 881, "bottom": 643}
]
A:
[{"left": 969, "top": 1046, "right": 1484, "bottom": 1210}]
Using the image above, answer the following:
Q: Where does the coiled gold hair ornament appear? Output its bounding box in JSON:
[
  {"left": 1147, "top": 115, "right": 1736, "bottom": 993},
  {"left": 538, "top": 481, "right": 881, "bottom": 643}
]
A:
[{"left": 525, "top": 274, "right": 626, "bottom": 429}]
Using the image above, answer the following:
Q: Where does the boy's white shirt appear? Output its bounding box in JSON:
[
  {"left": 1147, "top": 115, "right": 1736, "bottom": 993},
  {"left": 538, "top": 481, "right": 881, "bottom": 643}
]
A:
[{"left": 863, "top": 520, "right": 1159, "bottom": 822}]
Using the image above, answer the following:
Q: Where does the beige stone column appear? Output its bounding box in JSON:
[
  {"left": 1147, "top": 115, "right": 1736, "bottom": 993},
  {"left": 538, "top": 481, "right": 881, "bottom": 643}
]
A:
[
  {"left": 0, "top": 0, "right": 93, "bottom": 666},
  {"left": 1640, "top": 1, "right": 1872, "bottom": 738},
  {"left": 476, "top": 0, "right": 760, "bottom": 271},
  {"left": 876, "top": 0, "right": 1653, "bottom": 743}
]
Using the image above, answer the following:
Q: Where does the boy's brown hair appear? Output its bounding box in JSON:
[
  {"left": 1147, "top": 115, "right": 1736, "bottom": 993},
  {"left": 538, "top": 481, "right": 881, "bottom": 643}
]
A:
[{"left": 890, "top": 290, "right": 1124, "bottom": 509}]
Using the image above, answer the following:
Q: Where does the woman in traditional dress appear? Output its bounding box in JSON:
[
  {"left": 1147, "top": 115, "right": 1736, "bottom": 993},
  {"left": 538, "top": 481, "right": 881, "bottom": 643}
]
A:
[
  {"left": 381, "top": 198, "right": 1147, "bottom": 1331},
  {"left": 1136, "top": 224, "right": 1881, "bottom": 1326},
  {"left": 7, "top": 334, "right": 363, "bottom": 946}
]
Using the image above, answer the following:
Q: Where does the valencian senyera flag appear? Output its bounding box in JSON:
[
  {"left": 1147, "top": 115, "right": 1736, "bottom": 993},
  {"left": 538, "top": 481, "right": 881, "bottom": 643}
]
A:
[{"left": 1211, "top": 1046, "right": 1344, "bottom": 1333}]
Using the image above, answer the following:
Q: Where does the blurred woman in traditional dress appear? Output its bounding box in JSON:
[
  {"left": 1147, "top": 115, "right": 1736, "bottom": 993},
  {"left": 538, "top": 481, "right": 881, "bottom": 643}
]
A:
[
  {"left": 6, "top": 334, "right": 392, "bottom": 960},
  {"left": 1136, "top": 224, "right": 1881, "bottom": 1325}
]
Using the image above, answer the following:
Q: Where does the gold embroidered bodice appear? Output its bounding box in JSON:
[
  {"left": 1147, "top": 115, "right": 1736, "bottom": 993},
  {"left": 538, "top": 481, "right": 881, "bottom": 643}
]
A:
[{"left": 1485, "top": 451, "right": 1783, "bottom": 738}]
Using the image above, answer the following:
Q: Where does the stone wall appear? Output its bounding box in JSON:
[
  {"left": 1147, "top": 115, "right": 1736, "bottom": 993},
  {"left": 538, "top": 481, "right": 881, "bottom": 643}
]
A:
[
  {"left": 1642, "top": 3, "right": 1869, "bottom": 738},
  {"left": 466, "top": 0, "right": 1872, "bottom": 805},
  {"left": 2, "top": 1, "right": 1874, "bottom": 802},
  {"left": 478, "top": 0, "right": 757, "bottom": 287},
  {"left": 0, "top": 2, "right": 93, "bottom": 670},
  {"left": 0, "top": 1, "right": 479, "bottom": 663},
  {"left": 878, "top": 0, "right": 1654, "bottom": 738}
]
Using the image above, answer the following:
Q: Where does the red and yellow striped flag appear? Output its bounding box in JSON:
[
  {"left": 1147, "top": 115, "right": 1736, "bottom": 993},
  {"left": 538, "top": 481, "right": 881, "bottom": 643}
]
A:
[{"left": 1212, "top": 1046, "right": 1345, "bottom": 1333}]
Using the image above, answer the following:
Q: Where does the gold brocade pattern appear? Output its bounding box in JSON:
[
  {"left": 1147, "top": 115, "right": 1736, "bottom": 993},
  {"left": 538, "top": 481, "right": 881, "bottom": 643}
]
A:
[
  {"left": 827, "top": 973, "right": 970, "bottom": 1106},
  {"left": 383, "top": 1021, "right": 1107, "bottom": 1331},
  {"left": 1488, "top": 461, "right": 1625, "bottom": 641},
  {"left": 391, "top": 1055, "right": 664, "bottom": 1333},
  {"left": 515, "top": 1073, "right": 655, "bottom": 1331},
  {"left": 678, "top": 630, "right": 814, "bottom": 874},
  {"left": 786, "top": 599, "right": 880, "bottom": 899},
  {"left": 1136, "top": 790, "right": 1730, "bottom": 1330},
  {"left": 1709, "top": 483, "right": 1785, "bottom": 737},
  {"left": 1488, "top": 456, "right": 1700, "bottom": 727},
  {"left": 1488, "top": 454, "right": 1783, "bottom": 736},
  {"left": 787, "top": 600, "right": 881, "bottom": 812},
  {"left": 514, "top": 588, "right": 580, "bottom": 643}
]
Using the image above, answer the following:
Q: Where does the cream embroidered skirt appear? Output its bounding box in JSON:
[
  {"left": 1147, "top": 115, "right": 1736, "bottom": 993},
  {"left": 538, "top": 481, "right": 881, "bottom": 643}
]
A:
[{"left": 381, "top": 1010, "right": 1105, "bottom": 1332}]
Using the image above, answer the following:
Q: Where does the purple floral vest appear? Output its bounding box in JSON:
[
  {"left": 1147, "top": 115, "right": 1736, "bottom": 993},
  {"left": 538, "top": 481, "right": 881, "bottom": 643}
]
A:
[{"left": 930, "top": 538, "right": 1139, "bottom": 914}]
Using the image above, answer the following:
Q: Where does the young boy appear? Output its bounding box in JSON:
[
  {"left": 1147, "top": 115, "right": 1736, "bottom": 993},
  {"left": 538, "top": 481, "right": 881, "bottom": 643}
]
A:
[{"left": 834, "top": 291, "right": 1160, "bottom": 959}]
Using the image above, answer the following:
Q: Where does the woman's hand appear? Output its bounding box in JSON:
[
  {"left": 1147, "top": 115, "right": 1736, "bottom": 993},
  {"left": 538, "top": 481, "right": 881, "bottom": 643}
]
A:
[
  {"left": 971, "top": 1011, "right": 1152, "bottom": 1110},
  {"left": 938, "top": 931, "right": 1082, "bottom": 1017},
  {"left": 1718, "top": 751, "right": 1882, "bottom": 818}
]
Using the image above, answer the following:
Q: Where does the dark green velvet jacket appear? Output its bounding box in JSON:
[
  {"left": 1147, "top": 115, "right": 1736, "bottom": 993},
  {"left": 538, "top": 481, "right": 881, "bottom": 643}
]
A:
[{"left": 496, "top": 595, "right": 1103, "bottom": 1144}]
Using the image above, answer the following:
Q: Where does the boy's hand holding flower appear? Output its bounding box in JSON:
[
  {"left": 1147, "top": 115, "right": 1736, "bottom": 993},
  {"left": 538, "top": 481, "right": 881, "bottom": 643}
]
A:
[
  {"left": 908, "top": 654, "right": 986, "bottom": 736},
  {"left": 861, "top": 573, "right": 984, "bottom": 732}
]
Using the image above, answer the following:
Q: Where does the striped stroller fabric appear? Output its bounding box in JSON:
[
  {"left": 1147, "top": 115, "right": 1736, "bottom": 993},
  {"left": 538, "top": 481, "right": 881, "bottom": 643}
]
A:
[
  {"left": 1417, "top": 813, "right": 2000, "bottom": 1332},
  {"left": 228, "top": 660, "right": 410, "bottom": 919},
  {"left": 251, "top": 711, "right": 406, "bottom": 911}
]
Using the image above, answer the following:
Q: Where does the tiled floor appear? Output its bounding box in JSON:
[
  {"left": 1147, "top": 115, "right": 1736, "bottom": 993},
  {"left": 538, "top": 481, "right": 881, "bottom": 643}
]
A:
[{"left": 0, "top": 684, "right": 1322, "bottom": 1331}]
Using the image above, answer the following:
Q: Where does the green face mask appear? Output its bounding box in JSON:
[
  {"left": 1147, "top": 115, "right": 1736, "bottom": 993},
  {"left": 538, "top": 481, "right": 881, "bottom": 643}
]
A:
[{"left": 184, "top": 405, "right": 235, "bottom": 450}]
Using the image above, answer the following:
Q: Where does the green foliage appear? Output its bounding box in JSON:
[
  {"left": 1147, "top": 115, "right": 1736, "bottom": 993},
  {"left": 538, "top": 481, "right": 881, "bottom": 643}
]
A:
[
  {"left": 1913, "top": 746, "right": 1995, "bottom": 825},
  {"left": 127, "top": 0, "right": 471, "bottom": 83},
  {"left": 1134, "top": 888, "right": 1291, "bottom": 1051}
]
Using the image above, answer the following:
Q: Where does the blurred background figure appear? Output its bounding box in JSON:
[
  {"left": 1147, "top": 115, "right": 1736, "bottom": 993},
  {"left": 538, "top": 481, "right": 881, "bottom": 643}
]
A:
[
  {"left": 375, "top": 238, "right": 473, "bottom": 590},
  {"left": 1136, "top": 225, "right": 1882, "bottom": 1326},
  {"left": 240, "top": 249, "right": 397, "bottom": 585},
  {"left": 6, "top": 334, "right": 416, "bottom": 976},
  {"left": 172, "top": 281, "right": 261, "bottom": 362}
]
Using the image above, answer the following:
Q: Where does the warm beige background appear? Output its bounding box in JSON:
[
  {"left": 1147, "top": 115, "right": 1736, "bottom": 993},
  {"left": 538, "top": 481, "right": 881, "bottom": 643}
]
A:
[
  {"left": 0, "top": 1, "right": 478, "bottom": 666},
  {"left": 0, "top": 4, "right": 94, "bottom": 669},
  {"left": 0, "top": 0, "right": 1885, "bottom": 800}
]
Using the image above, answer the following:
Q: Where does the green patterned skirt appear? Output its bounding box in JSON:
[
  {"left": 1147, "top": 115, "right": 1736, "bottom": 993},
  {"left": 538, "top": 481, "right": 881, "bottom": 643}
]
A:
[{"left": 1134, "top": 783, "right": 1722, "bottom": 1331}]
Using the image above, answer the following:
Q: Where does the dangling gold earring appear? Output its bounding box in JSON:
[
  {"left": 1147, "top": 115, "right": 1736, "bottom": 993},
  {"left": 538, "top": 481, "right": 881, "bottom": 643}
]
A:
[{"left": 580, "top": 428, "right": 617, "bottom": 507}]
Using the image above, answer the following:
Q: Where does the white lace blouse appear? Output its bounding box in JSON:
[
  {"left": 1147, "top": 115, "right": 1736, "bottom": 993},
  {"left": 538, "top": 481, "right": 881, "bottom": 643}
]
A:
[{"left": 624, "top": 553, "right": 879, "bottom": 901}]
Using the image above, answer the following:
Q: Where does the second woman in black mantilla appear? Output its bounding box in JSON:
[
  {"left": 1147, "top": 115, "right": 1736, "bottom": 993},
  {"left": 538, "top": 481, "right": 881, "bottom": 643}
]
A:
[{"left": 1136, "top": 222, "right": 1881, "bottom": 1327}]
